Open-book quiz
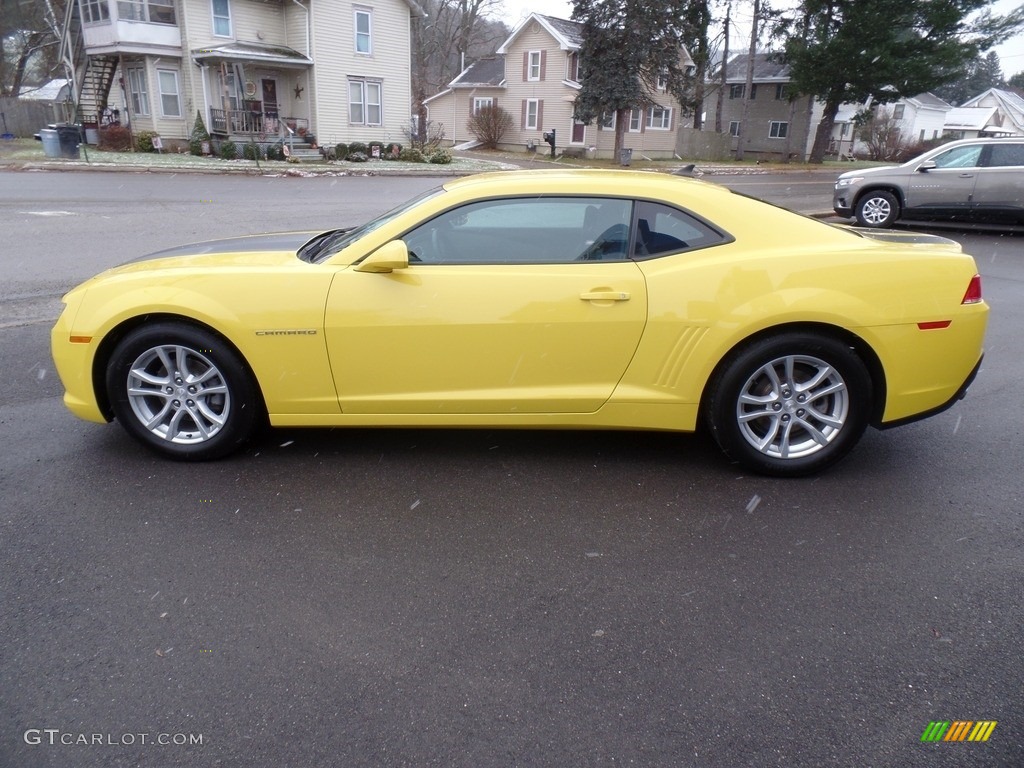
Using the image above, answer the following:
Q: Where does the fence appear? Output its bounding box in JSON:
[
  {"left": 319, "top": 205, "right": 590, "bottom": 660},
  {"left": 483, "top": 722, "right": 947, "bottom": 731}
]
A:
[
  {"left": 675, "top": 128, "right": 733, "bottom": 162},
  {"left": 0, "top": 98, "right": 68, "bottom": 137}
]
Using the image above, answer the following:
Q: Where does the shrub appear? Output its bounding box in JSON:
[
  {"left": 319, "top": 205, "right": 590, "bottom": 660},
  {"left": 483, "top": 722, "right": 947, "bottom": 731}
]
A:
[
  {"left": 242, "top": 142, "right": 264, "bottom": 160},
  {"left": 346, "top": 151, "right": 368, "bottom": 162},
  {"left": 384, "top": 142, "right": 403, "bottom": 159},
  {"left": 189, "top": 111, "right": 210, "bottom": 156},
  {"left": 219, "top": 140, "right": 237, "bottom": 160},
  {"left": 334, "top": 142, "right": 349, "bottom": 161},
  {"left": 398, "top": 147, "right": 425, "bottom": 163},
  {"left": 266, "top": 143, "right": 285, "bottom": 161},
  {"left": 347, "top": 141, "right": 368, "bottom": 155},
  {"left": 466, "top": 105, "right": 513, "bottom": 149},
  {"left": 429, "top": 148, "right": 453, "bottom": 164},
  {"left": 98, "top": 124, "right": 132, "bottom": 151},
  {"left": 134, "top": 130, "right": 158, "bottom": 153}
]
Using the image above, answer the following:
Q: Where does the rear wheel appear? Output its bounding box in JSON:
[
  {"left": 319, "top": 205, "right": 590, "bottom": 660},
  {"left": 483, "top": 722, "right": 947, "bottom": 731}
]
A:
[
  {"left": 705, "top": 333, "right": 872, "bottom": 477},
  {"left": 854, "top": 190, "right": 899, "bottom": 228},
  {"left": 105, "top": 323, "right": 262, "bottom": 460}
]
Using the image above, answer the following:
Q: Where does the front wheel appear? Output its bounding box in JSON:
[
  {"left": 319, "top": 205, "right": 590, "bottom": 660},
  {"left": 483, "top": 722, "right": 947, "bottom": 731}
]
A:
[
  {"left": 854, "top": 190, "right": 899, "bottom": 228},
  {"left": 105, "top": 322, "right": 262, "bottom": 460},
  {"left": 705, "top": 334, "right": 872, "bottom": 477}
]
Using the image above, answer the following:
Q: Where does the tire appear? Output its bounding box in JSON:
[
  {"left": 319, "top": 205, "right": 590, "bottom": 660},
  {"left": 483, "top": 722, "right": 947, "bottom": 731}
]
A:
[
  {"left": 105, "top": 322, "right": 262, "bottom": 461},
  {"left": 705, "top": 333, "right": 872, "bottom": 477},
  {"left": 854, "top": 190, "right": 899, "bottom": 228}
]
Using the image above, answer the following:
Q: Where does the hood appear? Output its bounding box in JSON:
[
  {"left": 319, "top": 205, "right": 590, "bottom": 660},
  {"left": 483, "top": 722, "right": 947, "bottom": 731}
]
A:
[
  {"left": 837, "top": 164, "right": 899, "bottom": 180},
  {"left": 126, "top": 231, "right": 322, "bottom": 263}
]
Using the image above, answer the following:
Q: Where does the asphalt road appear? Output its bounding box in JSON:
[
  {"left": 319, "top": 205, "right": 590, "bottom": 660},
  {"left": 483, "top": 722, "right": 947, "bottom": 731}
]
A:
[{"left": 1, "top": 170, "right": 1022, "bottom": 767}]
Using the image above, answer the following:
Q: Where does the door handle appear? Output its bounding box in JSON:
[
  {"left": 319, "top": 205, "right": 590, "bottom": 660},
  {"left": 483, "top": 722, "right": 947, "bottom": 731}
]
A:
[{"left": 580, "top": 290, "right": 630, "bottom": 301}]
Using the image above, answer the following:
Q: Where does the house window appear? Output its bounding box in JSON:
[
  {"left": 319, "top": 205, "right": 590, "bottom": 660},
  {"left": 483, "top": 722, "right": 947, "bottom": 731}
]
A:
[
  {"left": 117, "top": 0, "right": 175, "bottom": 23},
  {"left": 768, "top": 121, "right": 788, "bottom": 139},
  {"left": 750, "top": 84, "right": 758, "bottom": 99},
  {"left": 126, "top": 66, "right": 149, "bottom": 115},
  {"left": 840, "top": 123, "right": 849, "bottom": 137},
  {"left": 527, "top": 51, "right": 541, "bottom": 81},
  {"left": 599, "top": 111, "right": 615, "bottom": 129},
  {"left": 568, "top": 53, "right": 579, "bottom": 82},
  {"left": 157, "top": 69, "right": 181, "bottom": 117},
  {"left": 355, "top": 9, "right": 372, "bottom": 55},
  {"left": 775, "top": 83, "right": 788, "bottom": 100},
  {"left": 523, "top": 99, "right": 541, "bottom": 129},
  {"left": 657, "top": 71, "right": 668, "bottom": 90},
  {"left": 729, "top": 84, "right": 744, "bottom": 99},
  {"left": 82, "top": 0, "right": 110, "bottom": 23},
  {"left": 472, "top": 97, "right": 493, "bottom": 115},
  {"left": 349, "top": 79, "right": 382, "bottom": 125},
  {"left": 629, "top": 109, "right": 642, "bottom": 132},
  {"left": 892, "top": 104, "right": 905, "bottom": 120},
  {"left": 211, "top": 0, "right": 231, "bottom": 36},
  {"left": 646, "top": 106, "right": 672, "bottom": 130},
  {"left": 729, "top": 121, "right": 740, "bottom": 137}
]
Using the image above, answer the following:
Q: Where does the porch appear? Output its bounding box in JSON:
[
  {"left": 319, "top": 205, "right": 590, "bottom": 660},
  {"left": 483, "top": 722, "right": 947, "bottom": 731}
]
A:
[{"left": 209, "top": 108, "right": 309, "bottom": 140}]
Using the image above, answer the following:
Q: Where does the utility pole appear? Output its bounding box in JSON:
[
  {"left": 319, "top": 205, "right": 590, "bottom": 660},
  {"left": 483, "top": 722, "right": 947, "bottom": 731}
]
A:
[{"left": 735, "top": 0, "right": 759, "bottom": 162}]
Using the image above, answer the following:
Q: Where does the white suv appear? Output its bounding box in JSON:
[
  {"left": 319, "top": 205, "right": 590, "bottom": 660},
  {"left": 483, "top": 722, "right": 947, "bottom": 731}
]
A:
[{"left": 833, "top": 138, "right": 1024, "bottom": 228}]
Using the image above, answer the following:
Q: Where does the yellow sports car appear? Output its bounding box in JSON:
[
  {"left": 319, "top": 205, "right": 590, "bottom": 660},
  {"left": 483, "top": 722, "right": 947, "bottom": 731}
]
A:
[{"left": 51, "top": 170, "right": 987, "bottom": 476}]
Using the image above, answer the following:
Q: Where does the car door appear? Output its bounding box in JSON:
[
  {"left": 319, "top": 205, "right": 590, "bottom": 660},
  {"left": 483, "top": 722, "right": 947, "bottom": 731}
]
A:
[
  {"left": 970, "top": 142, "right": 1024, "bottom": 222},
  {"left": 905, "top": 143, "right": 983, "bottom": 219},
  {"left": 323, "top": 196, "right": 648, "bottom": 414}
]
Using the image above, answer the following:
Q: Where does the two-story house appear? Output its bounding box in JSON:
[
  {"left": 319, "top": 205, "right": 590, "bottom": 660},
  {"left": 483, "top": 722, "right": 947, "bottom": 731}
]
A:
[
  {"left": 424, "top": 13, "right": 693, "bottom": 159},
  {"left": 63, "top": 0, "right": 422, "bottom": 152}
]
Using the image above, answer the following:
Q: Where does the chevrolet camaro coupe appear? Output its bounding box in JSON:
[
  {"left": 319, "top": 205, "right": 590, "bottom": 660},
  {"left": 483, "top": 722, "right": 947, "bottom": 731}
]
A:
[{"left": 51, "top": 170, "right": 988, "bottom": 476}]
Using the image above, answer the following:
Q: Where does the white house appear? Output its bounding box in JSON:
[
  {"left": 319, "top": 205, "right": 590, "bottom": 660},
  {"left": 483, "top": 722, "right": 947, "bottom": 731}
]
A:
[{"left": 63, "top": 0, "right": 423, "bottom": 152}]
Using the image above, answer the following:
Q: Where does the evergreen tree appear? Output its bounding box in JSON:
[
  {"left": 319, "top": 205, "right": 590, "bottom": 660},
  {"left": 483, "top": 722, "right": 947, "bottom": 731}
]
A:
[
  {"left": 782, "top": 0, "right": 1024, "bottom": 162},
  {"left": 572, "top": 0, "right": 693, "bottom": 155}
]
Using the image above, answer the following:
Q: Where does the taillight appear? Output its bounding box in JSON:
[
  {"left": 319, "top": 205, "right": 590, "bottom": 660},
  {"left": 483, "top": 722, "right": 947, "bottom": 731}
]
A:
[{"left": 962, "top": 274, "right": 983, "bottom": 304}]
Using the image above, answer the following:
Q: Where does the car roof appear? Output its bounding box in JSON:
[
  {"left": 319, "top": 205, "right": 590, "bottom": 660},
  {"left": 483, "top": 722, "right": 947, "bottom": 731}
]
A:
[{"left": 442, "top": 169, "right": 734, "bottom": 200}]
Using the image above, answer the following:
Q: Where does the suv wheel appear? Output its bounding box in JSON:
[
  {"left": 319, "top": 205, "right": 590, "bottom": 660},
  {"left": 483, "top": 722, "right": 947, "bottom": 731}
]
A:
[{"left": 854, "top": 190, "right": 899, "bottom": 228}]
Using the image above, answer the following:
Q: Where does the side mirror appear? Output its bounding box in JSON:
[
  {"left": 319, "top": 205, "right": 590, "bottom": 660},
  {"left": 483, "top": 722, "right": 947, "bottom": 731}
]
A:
[
  {"left": 918, "top": 160, "right": 937, "bottom": 172},
  {"left": 354, "top": 239, "right": 410, "bottom": 273}
]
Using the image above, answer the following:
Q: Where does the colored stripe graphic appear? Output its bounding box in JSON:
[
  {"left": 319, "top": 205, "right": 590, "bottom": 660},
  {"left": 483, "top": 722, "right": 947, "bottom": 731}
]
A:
[{"left": 921, "top": 721, "right": 996, "bottom": 742}]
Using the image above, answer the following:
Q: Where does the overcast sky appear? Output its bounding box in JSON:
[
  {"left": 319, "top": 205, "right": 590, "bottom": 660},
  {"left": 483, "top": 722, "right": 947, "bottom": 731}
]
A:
[{"left": 495, "top": 0, "right": 1024, "bottom": 78}]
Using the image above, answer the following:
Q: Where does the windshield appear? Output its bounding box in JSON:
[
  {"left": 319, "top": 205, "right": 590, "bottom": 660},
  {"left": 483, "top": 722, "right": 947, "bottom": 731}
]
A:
[{"left": 302, "top": 186, "right": 445, "bottom": 263}]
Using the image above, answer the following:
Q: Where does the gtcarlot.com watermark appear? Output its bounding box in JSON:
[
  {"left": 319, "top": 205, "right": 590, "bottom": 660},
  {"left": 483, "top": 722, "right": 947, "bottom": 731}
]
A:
[{"left": 24, "top": 729, "right": 203, "bottom": 747}]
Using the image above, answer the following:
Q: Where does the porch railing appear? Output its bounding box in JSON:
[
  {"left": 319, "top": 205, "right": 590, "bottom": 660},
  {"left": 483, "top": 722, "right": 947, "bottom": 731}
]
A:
[{"left": 210, "top": 108, "right": 309, "bottom": 138}]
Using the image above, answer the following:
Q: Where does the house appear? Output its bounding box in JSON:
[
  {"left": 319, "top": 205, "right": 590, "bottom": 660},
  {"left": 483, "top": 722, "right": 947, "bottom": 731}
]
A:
[
  {"left": 703, "top": 53, "right": 822, "bottom": 161},
  {"left": 61, "top": 0, "right": 423, "bottom": 153},
  {"left": 18, "top": 78, "right": 74, "bottom": 123},
  {"left": 952, "top": 88, "right": 1024, "bottom": 136},
  {"left": 424, "top": 13, "right": 693, "bottom": 159},
  {"left": 831, "top": 92, "right": 952, "bottom": 158}
]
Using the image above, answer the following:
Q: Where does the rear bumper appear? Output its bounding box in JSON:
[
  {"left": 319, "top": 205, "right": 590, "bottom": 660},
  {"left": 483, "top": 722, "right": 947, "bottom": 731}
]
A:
[{"left": 877, "top": 354, "right": 983, "bottom": 430}]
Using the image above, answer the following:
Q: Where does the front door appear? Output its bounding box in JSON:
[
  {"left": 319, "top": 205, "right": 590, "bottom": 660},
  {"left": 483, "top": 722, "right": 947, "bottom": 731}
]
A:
[
  {"left": 261, "top": 78, "right": 278, "bottom": 117},
  {"left": 906, "top": 142, "right": 982, "bottom": 218},
  {"left": 571, "top": 120, "right": 586, "bottom": 144}
]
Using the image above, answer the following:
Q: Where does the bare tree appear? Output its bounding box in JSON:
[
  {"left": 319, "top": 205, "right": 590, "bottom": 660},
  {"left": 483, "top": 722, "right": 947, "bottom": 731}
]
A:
[
  {"left": 1, "top": 0, "right": 67, "bottom": 96},
  {"left": 857, "top": 106, "right": 911, "bottom": 161}
]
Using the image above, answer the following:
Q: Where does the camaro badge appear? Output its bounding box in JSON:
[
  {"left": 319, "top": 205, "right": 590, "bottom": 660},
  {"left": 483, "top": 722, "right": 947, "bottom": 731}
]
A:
[{"left": 255, "top": 329, "right": 318, "bottom": 336}]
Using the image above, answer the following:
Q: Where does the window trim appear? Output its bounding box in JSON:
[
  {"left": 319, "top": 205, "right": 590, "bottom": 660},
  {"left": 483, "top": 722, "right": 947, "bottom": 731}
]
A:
[
  {"left": 646, "top": 105, "right": 672, "bottom": 130},
  {"left": 472, "top": 97, "right": 494, "bottom": 115},
  {"left": 82, "top": 0, "right": 110, "bottom": 24},
  {"left": 354, "top": 8, "right": 372, "bottom": 55},
  {"left": 525, "top": 98, "right": 539, "bottom": 130},
  {"left": 768, "top": 120, "right": 788, "bottom": 139},
  {"left": 156, "top": 68, "right": 182, "bottom": 118},
  {"left": 126, "top": 65, "right": 150, "bottom": 116},
  {"left": 211, "top": 0, "right": 231, "bottom": 37},
  {"left": 349, "top": 77, "right": 383, "bottom": 126},
  {"left": 729, "top": 83, "right": 744, "bottom": 99},
  {"left": 729, "top": 120, "right": 740, "bottom": 137},
  {"left": 527, "top": 51, "right": 541, "bottom": 81}
]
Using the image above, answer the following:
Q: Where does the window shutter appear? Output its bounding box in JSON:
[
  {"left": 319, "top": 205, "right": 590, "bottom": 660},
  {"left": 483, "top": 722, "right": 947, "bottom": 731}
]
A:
[
  {"left": 540, "top": 50, "right": 546, "bottom": 81},
  {"left": 537, "top": 100, "right": 543, "bottom": 130},
  {"left": 521, "top": 99, "right": 527, "bottom": 128},
  {"left": 522, "top": 52, "right": 528, "bottom": 82}
]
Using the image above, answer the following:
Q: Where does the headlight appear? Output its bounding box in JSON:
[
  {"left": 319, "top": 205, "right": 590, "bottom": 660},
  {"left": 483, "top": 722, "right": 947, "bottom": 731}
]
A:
[{"left": 835, "top": 177, "right": 864, "bottom": 189}]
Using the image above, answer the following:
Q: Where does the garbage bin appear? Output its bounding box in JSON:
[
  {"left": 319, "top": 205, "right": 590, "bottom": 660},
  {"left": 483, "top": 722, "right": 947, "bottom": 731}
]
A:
[
  {"left": 38, "top": 128, "right": 61, "bottom": 158},
  {"left": 619, "top": 147, "right": 632, "bottom": 167},
  {"left": 55, "top": 125, "right": 82, "bottom": 159}
]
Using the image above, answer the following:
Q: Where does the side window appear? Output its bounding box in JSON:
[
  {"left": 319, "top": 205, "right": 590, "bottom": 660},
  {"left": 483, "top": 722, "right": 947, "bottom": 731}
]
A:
[
  {"left": 401, "top": 197, "right": 633, "bottom": 264},
  {"left": 986, "top": 144, "right": 1024, "bottom": 167},
  {"left": 632, "top": 201, "right": 729, "bottom": 258},
  {"left": 932, "top": 145, "right": 983, "bottom": 169}
]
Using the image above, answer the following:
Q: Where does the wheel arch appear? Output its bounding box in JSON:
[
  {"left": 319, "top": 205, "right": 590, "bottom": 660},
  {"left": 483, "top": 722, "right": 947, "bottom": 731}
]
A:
[
  {"left": 699, "top": 321, "right": 887, "bottom": 427},
  {"left": 91, "top": 313, "right": 266, "bottom": 421},
  {"left": 853, "top": 184, "right": 905, "bottom": 211}
]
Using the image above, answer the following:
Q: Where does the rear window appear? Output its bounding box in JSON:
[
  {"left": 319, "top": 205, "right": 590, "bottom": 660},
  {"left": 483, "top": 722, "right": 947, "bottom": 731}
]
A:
[{"left": 987, "top": 144, "right": 1024, "bottom": 167}]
